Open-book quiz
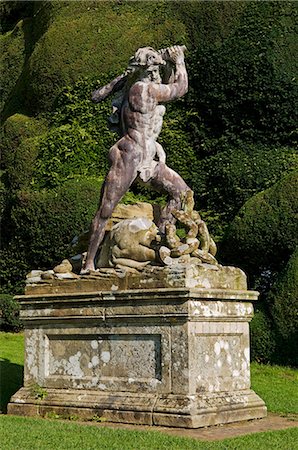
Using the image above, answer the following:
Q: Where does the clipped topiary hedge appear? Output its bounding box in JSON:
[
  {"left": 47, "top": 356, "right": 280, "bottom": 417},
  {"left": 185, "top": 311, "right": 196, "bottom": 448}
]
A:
[
  {"left": 0, "top": 177, "right": 104, "bottom": 293},
  {"left": 0, "top": 294, "right": 22, "bottom": 332},
  {"left": 193, "top": 144, "right": 298, "bottom": 224},
  {"left": 188, "top": 1, "right": 298, "bottom": 151},
  {"left": 250, "top": 309, "right": 277, "bottom": 364},
  {"left": 1, "top": 114, "right": 47, "bottom": 190},
  {"left": 0, "top": 19, "right": 27, "bottom": 114},
  {"left": 15, "top": 1, "right": 188, "bottom": 115},
  {"left": 268, "top": 248, "right": 298, "bottom": 366},
  {"left": 220, "top": 171, "right": 298, "bottom": 276}
]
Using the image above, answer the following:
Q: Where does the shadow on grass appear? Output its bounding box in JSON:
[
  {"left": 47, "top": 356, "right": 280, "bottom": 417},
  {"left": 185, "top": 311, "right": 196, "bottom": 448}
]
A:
[{"left": 0, "top": 358, "right": 23, "bottom": 413}]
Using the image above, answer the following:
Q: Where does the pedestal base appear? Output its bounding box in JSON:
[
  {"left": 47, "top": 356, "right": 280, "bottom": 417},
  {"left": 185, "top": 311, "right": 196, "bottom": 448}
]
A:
[
  {"left": 9, "top": 387, "right": 266, "bottom": 428},
  {"left": 9, "top": 282, "right": 266, "bottom": 428}
]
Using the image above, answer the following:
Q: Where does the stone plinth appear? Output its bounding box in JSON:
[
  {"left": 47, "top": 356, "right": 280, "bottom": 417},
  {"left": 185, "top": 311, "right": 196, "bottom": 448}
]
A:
[{"left": 8, "top": 272, "right": 266, "bottom": 427}]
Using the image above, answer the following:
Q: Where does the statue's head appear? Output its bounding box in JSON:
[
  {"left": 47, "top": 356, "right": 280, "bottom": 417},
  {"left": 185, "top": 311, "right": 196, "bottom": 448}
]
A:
[
  {"left": 128, "top": 47, "right": 165, "bottom": 83},
  {"left": 130, "top": 47, "right": 165, "bottom": 68}
]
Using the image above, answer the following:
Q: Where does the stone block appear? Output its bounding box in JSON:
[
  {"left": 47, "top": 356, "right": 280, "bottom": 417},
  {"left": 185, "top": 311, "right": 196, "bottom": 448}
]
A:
[{"left": 8, "top": 283, "right": 267, "bottom": 427}]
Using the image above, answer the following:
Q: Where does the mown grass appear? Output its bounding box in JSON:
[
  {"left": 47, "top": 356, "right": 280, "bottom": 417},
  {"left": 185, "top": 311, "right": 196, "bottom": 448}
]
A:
[
  {"left": 0, "top": 415, "right": 297, "bottom": 450},
  {"left": 251, "top": 362, "right": 298, "bottom": 416},
  {"left": 0, "top": 332, "right": 24, "bottom": 413},
  {"left": 0, "top": 332, "right": 297, "bottom": 449}
]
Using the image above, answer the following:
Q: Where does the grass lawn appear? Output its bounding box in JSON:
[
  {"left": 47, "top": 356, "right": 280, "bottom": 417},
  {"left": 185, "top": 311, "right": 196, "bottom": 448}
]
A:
[
  {"left": 0, "top": 332, "right": 24, "bottom": 413},
  {"left": 0, "top": 332, "right": 297, "bottom": 449},
  {"left": 251, "top": 362, "right": 298, "bottom": 416},
  {"left": 0, "top": 415, "right": 297, "bottom": 450}
]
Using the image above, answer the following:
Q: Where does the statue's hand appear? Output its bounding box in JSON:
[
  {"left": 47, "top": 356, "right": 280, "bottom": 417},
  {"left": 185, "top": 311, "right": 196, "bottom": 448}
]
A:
[
  {"left": 166, "top": 45, "right": 186, "bottom": 65},
  {"left": 92, "top": 87, "right": 106, "bottom": 103}
]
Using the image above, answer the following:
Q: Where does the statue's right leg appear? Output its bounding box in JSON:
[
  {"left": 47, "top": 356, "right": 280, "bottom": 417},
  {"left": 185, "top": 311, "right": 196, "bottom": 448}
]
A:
[
  {"left": 148, "top": 162, "right": 191, "bottom": 233},
  {"left": 81, "top": 146, "right": 138, "bottom": 273}
]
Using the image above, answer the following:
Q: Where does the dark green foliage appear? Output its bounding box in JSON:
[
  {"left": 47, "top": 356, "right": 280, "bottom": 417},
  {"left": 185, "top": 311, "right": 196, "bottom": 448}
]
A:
[
  {"left": 0, "top": 1, "right": 297, "bottom": 369},
  {"left": 0, "top": 1, "right": 34, "bottom": 34},
  {"left": 1, "top": 114, "right": 47, "bottom": 190},
  {"left": 159, "top": 103, "right": 198, "bottom": 185},
  {"left": 250, "top": 309, "right": 277, "bottom": 364},
  {"left": 268, "top": 248, "right": 298, "bottom": 366},
  {"left": 0, "top": 177, "right": 103, "bottom": 293},
  {"left": 220, "top": 171, "right": 298, "bottom": 276},
  {"left": 32, "top": 76, "right": 116, "bottom": 188},
  {"left": 0, "top": 20, "right": 27, "bottom": 114},
  {"left": 221, "top": 172, "right": 298, "bottom": 366},
  {"left": 188, "top": 1, "right": 298, "bottom": 153},
  {"left": 19, "top": 1, "right": 187, "bottom": 114},
  {"left": 193, "top": 144, "right": 298, "bottom": 225},
  {"left": 0, "top": 294, "right": 22, "bottom": 332}
]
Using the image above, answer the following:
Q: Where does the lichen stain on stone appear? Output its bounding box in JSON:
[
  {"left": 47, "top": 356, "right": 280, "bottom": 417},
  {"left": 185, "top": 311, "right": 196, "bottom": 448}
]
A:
[
  {"left": 235, "top": 303, "right": 247, "bottom": 316},
  {"left": 244, "top": 347, "right": 250, "bottom": 361},
  {"left": 187, "top": 278, "right": 199, "bottom": 288},
  {"left": 214, "top": 342, "right": 221, "bottom": 355},
  {"left": 91, "top": 340, "right": 98, "bottom": 349},
  {"left": 26, "top": 330, "right": 39, "bottom": 379},
  {"left": 49, "top": 350, "right": 84, "bottom": 378},
  {"left": 91, "top": 356, "right": 99, "bottom": 366},
  {"left": 241, "top": 361, "right": 247, "bottom": 371},
  {"left": 201, "top": 278, "right": 211, "bottom": 289},
  {"left": 100, "top": 351, "right": 111, "bottom": 363},
  {"left": 150, "top": 378, "right": 161, "bottom": 388}
]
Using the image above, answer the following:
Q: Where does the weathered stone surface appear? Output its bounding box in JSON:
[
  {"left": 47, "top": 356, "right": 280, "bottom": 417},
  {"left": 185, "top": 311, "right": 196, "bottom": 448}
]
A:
[
  {"left": 24, "top": 263, "right": 247, "bottom": 295},
  {"left": 97, "top": 217, "right": 160, "bottom": 270},
  {"left": 71, "top": 202, "right": 154, "bottom": 255},
  {"left": 9, "top": 285, "right": 266, "bottom": 428},
  {"left": 53, "top": 259, "right": 73, "bottom": 273},
  {"left": 109, "top": 202, "right": 154, "bottom": 226}
]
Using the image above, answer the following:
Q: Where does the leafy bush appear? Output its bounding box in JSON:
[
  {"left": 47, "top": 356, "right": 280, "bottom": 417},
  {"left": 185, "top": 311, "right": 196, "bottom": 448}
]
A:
[
  {"left": 0, "top": 294, "right": 22, "bottom": 332},
  {"left": 268, "top": 248, "right": 298, "bottom": 366},
  {"left": 0, "top": 177, "right": 104, "bottom": 293},
  {"left": 250, "top": 309, "right": 277, "bottom": 364},
  {"left": 1, "top": 114, "right": 47, "bottom": 190},
  {"left": 220, "top": 171, "right": 298, "bottom": 277},
  {"left": 188, "top": 1, "right": 298, "bottom": 152},
  {"left": 0, "top": 20, "right": 27, "bottom": 114},
  {"left": 193, "top": 144, "right": 298, "bottom": 224}
]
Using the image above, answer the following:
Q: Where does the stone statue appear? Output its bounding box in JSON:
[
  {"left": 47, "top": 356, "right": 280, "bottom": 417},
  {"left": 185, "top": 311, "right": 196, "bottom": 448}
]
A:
[
  {"left": 98, "top": 217, "right": 160, "bottom": 271},
  {"left": 160, "top": 190, "right": 217, "bottom": 266},
  {"left": 82, "top": 45, "right": 192, "bottom": 273}
]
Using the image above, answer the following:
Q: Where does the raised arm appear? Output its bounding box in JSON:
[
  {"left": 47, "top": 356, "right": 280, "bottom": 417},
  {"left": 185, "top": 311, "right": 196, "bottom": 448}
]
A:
[
  {"left": 150, "top": 46, "right": 188, "bottom": 103},
  {"left": 92, "top": 73, "right": 127, "bottom": 103}
]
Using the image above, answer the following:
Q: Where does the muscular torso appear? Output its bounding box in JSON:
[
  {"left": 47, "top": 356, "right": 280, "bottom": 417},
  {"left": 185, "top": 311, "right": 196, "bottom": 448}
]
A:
[{"left": 120, "top": 81, "right": 165, "bottom": 167}]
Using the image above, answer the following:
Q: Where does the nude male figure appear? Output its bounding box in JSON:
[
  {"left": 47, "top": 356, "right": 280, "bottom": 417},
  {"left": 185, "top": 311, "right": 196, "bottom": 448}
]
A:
[{"left": 82, "top": 45, "right": 191, "bottom": 273}]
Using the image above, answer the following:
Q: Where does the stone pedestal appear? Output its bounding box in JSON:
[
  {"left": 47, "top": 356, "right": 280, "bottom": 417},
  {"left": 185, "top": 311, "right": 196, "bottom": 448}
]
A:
[{"left": 8, "top": 269, "right": 266, "bottom": 427}]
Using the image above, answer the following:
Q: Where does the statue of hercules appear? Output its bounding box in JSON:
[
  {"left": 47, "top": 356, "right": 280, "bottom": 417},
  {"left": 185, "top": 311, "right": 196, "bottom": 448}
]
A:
[{"left": 82, "top": 45, "right": 191, "bottom": 273}]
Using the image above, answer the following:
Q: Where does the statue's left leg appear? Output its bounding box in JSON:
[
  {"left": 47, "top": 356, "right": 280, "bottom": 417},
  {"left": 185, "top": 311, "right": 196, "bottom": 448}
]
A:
[{"left": 148, "top": 162, "right": 192, "bottom": 233}]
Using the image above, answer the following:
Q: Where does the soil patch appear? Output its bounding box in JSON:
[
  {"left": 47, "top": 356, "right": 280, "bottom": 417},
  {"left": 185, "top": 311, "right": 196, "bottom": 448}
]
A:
[{"left": 75, "top": 413, "right": 298, "bottom": 441}]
